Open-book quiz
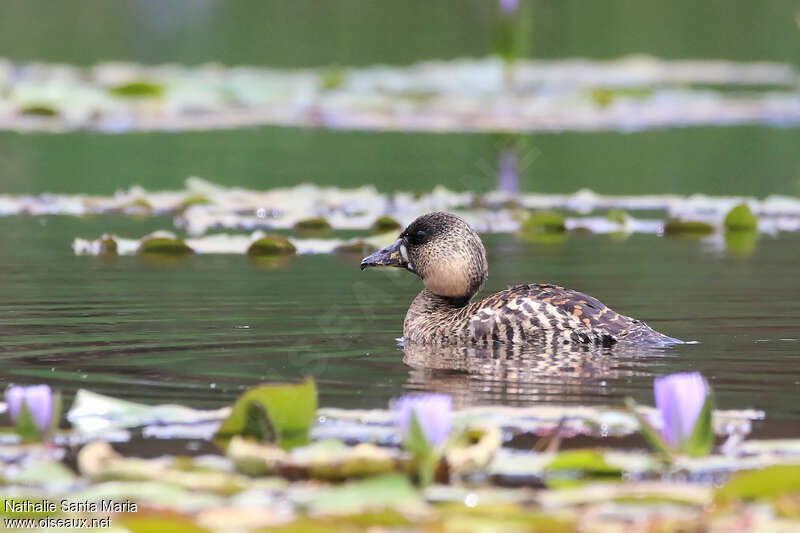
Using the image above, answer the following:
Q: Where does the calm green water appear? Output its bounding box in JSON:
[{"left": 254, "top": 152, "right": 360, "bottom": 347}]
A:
[
  {"left": 1, "top": 1, "right": 798, "bottom": 67},
  {"left": 2, "top": 126, "right": 800, "bottom": 196},
  {"left": 0, "top": 1, "right": 799, "bottom": 433},
  {"left": 1, "top": 214, "right": 798, "bottom": 428}
]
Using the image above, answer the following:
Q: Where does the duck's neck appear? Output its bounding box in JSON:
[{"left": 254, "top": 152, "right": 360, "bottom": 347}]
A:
[{"left": 403, "top": 289, "right": 475, "bottom": 344}]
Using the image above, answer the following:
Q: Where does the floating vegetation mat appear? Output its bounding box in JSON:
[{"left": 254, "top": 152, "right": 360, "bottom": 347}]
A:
[
  {"left": 10, "top": 177, "right": 790, "bottom": 256},
  {"left": 1, "top": 387, "right": 798, "bottom": 532},
  {"left": 1, "top": 56, "right": 799, "bottom": 133}
]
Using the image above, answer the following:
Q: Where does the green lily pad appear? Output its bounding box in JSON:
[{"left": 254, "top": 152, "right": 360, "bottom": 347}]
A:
[
  {"left": 320, "top": 68, "right": 347, "bottom": 90},
  {"left": 589, "top": 87, "right": 654, "bottom": 107},
  {"left": 521, "top": 211, "right": 566, "bottom": 234},
  {"left": 715, "top": 465, "right": 800, "bottom": 506},
  {"left": 138, "top": 237, "right": 194, "bottom": 255},
  {"left": 109, "top": 81, "right": 165, "bottom": 98},
  {"left": 300, "top": 474, "right": 426, "bottom": 517},
  {"left": 119, "top": 515, "right": 211, "bottom": 533},
  {"left": 19, "top": 104, "right": 59, "bottom": 117},
  {"left": 247, "top": 235, "right": 297, "bottom": 256},
  {"left": 98, "top": 235, "right": 118, "bottom": 255},
  {"left": 370, "top": 216, "right": 402, "bottom": 233},
  {"left": 663, "top": 219, "right": 715, "bottom": 237},
  {"left": 724, "top": 203, "right": 758, "bottom": 232},
  {"left": 543, "top": 450, "right": 622, "bottom": 487},
  {"left": 216, "top": 378, "right": 317, "bottom": 449},
  {"left": 67, "top": 388, "right": 229, "bottom": 432},
  {"left": 78, "top": 441, "right": 247, "bottom": 494},
  {"left": 181, "top": 195, "right": 212, "bottom": 208},
  {"left": 606, "top": 209, "right": 628, "bottom": 224},
  {"left": 293, "top": 217, "right": 332, "bottom": 236}
]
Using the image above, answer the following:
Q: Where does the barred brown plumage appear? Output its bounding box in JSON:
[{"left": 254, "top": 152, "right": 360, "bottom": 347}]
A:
[{"left": 361, "top": 212, "right": 680, "bottom": 347}]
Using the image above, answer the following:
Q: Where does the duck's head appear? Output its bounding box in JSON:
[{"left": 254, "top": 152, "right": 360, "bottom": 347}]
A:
[{"left": 360, "top": 212, "right": 488, "bottom": 302}]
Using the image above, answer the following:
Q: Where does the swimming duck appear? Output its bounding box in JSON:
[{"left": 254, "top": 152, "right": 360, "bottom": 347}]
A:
[{"left": 361, "top": 212, "right": 679, "bottom": 346}]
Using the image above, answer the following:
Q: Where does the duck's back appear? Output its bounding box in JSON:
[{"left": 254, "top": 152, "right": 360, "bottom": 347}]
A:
[
  {"left": 468, "top": 283, "right": 678, "bottom": 346},
  {"left": 404, "top": 283, "right": 678, "bottom": 346}
]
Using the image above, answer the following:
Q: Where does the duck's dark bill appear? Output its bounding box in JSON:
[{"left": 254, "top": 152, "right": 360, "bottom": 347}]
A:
[{"left": 360, "top": 239, "right": 407, "bottom": 270}]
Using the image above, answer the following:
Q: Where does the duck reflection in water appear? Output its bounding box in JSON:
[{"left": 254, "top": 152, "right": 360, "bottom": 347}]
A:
[{"left": 399, "top": 339, "right": 662, "bottom": 407}]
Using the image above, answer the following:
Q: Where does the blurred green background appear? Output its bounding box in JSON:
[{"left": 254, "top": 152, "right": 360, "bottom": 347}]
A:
[
  {"left": 1, "top": 0, "right": 798, "bottom": 67},
  {"left": 1, "top": 0, "right": 799, "bottom": 196}
]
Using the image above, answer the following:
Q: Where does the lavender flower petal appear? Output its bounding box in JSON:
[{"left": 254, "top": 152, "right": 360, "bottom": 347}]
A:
[
  {"left": 5, "top": 385, "right": 54, "bottom": 433},
  {"left": 395, "top": 394, "right": 453, "bottom": 447},
  {"left": 23, "top": 385, "right": 53, "bottom": 433},
  {"left": 499, "top": 0, "right": 520, "bottom": 14},
  {"left": 5, "top": 386, "right": 25, "bottom": 421},
  {"left": 654, "top": 372, "right": 707, "bottom": 447}
]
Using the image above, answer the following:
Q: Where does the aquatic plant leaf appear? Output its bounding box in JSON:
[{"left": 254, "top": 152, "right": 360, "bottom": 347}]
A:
[
  {"left": 724, "top": 203, "right": 758, "bottom": 232},
  {"left": 67, "top": 389, "right": 230, "bottom": 432},
  {"left": 714, "top": 465, "right": 800, "bottom": 506},
  {"left": 663, "top": 219, "right": 715, "bottom": 236},
  {"left": 684, "top": 393, "right": 715, "bottom": 457},
  {"left": 302, "top": 474, "right": 425, "bottom": 516},
  {"left": 216, "top": 378, "right": 317, "bottom": 449},
  {"left": 247, "top": 235, "right": 296, "bottom": 256},
  {"left": 624, "top": 397, "right": 673, "bottom": 458},
  {"left": 119, "top": 515, "right": 211, "bottom": 533},
  {"left": 78, "top": 441, "right": 247, "bottom": 494},
  {"left": 544, "top": 450, "right": 622, "bottom": 480},
  {"left": 19, "top": 104, "right": 59, "bottom": 117},
  {"left": 241, "top": 402, "right": 277, "bottom": 442},
  {"left": 109, "top": 81, "right": 165, "bottom": 98},
  {"left": 74, "top": 480, "right": 224, "bottom": 513},
  {"left": 404, "top": 409, "right": 433, "bottom": 456},
  {"left": 138, "top": 237, "right": 194, "bottom": 255},
  {"left": 445, "top": 425, "right": 502, "bottom": 476},
  {"left": 14, "top": 402, "right": 42, "bottom": 443}
]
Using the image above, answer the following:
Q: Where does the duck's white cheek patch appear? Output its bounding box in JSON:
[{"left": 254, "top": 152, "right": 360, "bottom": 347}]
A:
[{"left": 399, "top": 244, "right": 409, "bottom": 262}]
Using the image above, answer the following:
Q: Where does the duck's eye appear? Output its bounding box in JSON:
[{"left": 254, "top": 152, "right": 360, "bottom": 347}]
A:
[{"left": 408, "top": 229, "right": 427, "bottom": 245}]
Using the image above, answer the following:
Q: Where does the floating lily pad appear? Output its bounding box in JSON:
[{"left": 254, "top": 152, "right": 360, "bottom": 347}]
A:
[
  {"left": 300, "top": 474, "right": 426, "bottom": 517},
  {"left": 181, "top": 195, "right": 212, "bottom": 209},
  {"left": 67, "top": 388, "right": 229, "bottom": 432},
  {"left": 714, "top": 465, "right": 800, "bottom": 506},
  {"left": 545, "top": 450, "right": 622, "bottom": 477},
  {"left": 294, "top": 217, "right": 332, "bottom": 235},
  {"left": 19, "top": 104, "right": 59, "bottom": 117},
  {"left": 663, "top": 219, "right": 715, "bottom": 236},
  {"left": 228, "top": 437, "right": 406, "bottom": 480},
  {"left": 606, "top": 209, "right": 628, "bottom": 224},
  {"left": 446, "top": 425, "right": 502, "bottom": 477},
  {"left": 138, "top": 237, "right": 194, "bottom": 255},
  {"left": 96, "top": 235, "right": 118, "bottom": 255},
  {"left": 724, "top": 203, "right": 758, "bottom": 232},
  {"left": 590, "top": 87, "right": 654, "bottom": 107},
  {"left": 78, "top": 441, "right": 247, "bottom": 494},
  {"left": 247, "top": 235, "right": 297, "bottom": 256},
  {"left": 332, "top": 240, "right": 378, "bottom": 254},
  {"left": 370, "top": 216, "right": 402, "bottom": 233},
  {"left": 320, "top": 68, "right": 347, "bottom": 90},
  {"left": 216, "top": 378, "right": 317, "bottom": 449},
  {"left": 520, "top": 211, "right": 566, "bottom": 236},
  {"left": 109, "top": 81, "right": 165, "bottom": 98}
]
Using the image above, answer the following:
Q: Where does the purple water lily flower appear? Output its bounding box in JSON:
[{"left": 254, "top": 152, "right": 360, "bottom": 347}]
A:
[
  {"left": 654, "top": 372, "right": 708, "bottom": 447},
  {"left": 499, "top": 0, "right": 519, "bottom": 14},
  {"left": 395, "top": 394, "right": 453, "bottom": 447},
  {"left": 5, "top": 385, "right": 54, "bottom": 433}
]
